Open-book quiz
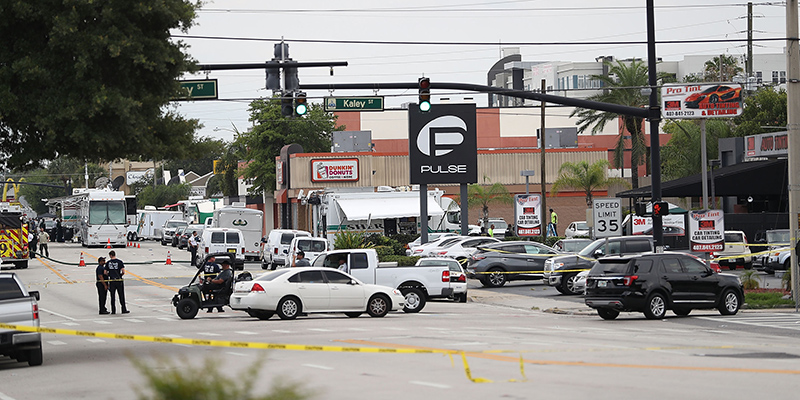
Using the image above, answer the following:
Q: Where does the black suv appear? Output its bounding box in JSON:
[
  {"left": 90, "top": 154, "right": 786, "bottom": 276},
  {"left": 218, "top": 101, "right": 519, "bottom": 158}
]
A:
[
  {"left": 584, "top": 252, "right": 743, "bottom": 320},
  {"left": 544, "top": 236, "right": 654, "bottom": 295},
  {"left": 466, "top": 241, "right": 561, "bottom": 287}
]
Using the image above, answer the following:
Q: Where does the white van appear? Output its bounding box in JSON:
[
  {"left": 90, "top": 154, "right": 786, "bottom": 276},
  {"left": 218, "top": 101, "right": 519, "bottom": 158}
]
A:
[
  {"left": 196, "top": 228, "right": 245, "bottom": 269},
  {"left": 284, "top": 236, "right": 330, "bottom": 268},
  {"left": 260, "top": 229, "right": 311, "bottom": 269}
]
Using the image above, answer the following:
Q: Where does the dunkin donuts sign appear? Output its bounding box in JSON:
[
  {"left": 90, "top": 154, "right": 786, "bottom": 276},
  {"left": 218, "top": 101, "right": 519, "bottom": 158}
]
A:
[{"left": 311, "top": 159, "right": 359, "bottom": 182}]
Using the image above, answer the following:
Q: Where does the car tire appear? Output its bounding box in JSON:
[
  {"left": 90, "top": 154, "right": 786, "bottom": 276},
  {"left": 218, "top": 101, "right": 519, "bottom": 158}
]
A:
[
  {"left": 261, "top": 260, "right": 270, "bottom": 270},
  {"left": 456, "top": 293, "right": 468, "bottom": 303},
  {"left": 367, "top": 295, "right": 390, "bottom": 317},
  {"left": 728, "top": 264, "right": 737, "bottom": 271},
  {"left": 560, "top": 273, "right": 581, "bottom": 295},
  {"left": 277, "top": 296, "right": 301, "bottom": 320},
  {"left": 643, "top": 292, "right": 667, "bottom": 320},
  {"left": 718, "top": 289, "right": 741, "bottom": 316},
  {"left": 597, "top": 308, "right": 619, "bottom": 320},
  {"left": 744, "top": 261, "right": 753, "bottom": 270},
  {"left": 673, "top": 308, "right": 692, "bottom": 316},
  {"left": 27, "top": 346, "right": 43, "bottom": 366},
  {"left": 345, "top": 312, "right": 362, "bottom": 318},
  {"left": 254, "top": 310, "right": 274, "bottom": 320},
  {"left": 401, "top": 288, "right": 426, "bottom": 313},
  {"left": 710, "top": 94, "right": 719, "bottom": 103},
  {"left": 485, "top": 268, "right": 507, "bottom": 288},
  {"left": 176, "top": 298, "right": 199, "bottom": 320}
]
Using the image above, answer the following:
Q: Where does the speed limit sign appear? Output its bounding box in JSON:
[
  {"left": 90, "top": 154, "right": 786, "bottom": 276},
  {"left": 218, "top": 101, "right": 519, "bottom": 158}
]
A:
[{"left": 593, "top": 198, "right": 622, "bottom": 238}]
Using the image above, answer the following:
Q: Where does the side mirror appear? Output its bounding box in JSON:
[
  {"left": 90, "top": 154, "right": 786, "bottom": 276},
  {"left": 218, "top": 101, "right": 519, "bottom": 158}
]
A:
[
  {"left": 593, "top": 250, "right": 604, "bottom": 258},
  {"left": 261, "top": 238, "right": 267, "bottom": 243},
  {"left": 283, "top": 249, "right": 288, "bottom": 254},
  {"left": 29, "top": 291, "right": 40, "bottom": 301},
  {"left": 350, "top": 279, "right": 358, "bottom": 285}
]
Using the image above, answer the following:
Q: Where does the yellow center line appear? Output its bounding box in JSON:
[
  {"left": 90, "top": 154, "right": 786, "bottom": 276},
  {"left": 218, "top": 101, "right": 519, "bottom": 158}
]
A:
[
  {"left": 82, "top": 252, "right": 177, "bottom": 292},
  {"left": 337, "top": 340, "right": 800, "bottom": 375},
  {"left": 37, "top": 256, "right": 74, "bottom": 284}
]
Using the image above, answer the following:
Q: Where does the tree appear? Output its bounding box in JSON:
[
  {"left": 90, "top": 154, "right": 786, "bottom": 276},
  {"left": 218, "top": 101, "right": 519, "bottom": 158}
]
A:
[
  {"left": 162, "top": 137, "right": 228, "bottom": 178},
  {"left": 16, "top": 157, "right": 107, "bottom": 213},
  {"left": 0, "top": 1, "right": 201, "bottom": 169},
  {"left": 660, "top": 120, "right": 733, "bottom": 180},
  {"left": 570, "top": 60, "right": 655, "bottom": 189},
  {"left": 461, "top": 180, "right": 513, "bottom": 223},
  {"left": 702, "top": 55, "right": 743, "bottom": 82},
  {"left": 134, "top": 177, "right": 191, "bottom": 208},
  {"left": 550, "top": 160, "right": 629, "bottom": 207},
  {"left": 732, "top": 87, "right": 787, "bottom": 137},
  {"left": 236, "top": 97, "right": 341, "bottom": 195}
]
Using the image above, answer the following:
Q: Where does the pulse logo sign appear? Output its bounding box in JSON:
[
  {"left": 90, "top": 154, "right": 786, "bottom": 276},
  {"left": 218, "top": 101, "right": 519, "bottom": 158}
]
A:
[
  {"left": 409, "top": 104, "right": 477, "bottom": 185},
  {"left": 416, "top": 116, "right": 466, "bottom": 157}
]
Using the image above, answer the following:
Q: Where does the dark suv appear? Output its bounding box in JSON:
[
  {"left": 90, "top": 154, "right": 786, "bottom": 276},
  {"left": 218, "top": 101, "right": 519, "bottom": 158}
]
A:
[{"left": 584, "top": 252, "right": 743, "bottom": 320}]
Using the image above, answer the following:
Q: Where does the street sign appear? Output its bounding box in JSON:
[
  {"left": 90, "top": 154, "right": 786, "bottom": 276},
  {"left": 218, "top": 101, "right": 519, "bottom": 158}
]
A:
[
  {"left": 176, "top": 79, "right": 218, "bottom": 100},
  {"left": 592, "top": 198, "right": 622, "bottom": 238},
  {"left": 324, "top": 97, "right": 384, "bottom": 111},
  {"left": 661, "top": 84, "right": 743, "bottom": 119}
]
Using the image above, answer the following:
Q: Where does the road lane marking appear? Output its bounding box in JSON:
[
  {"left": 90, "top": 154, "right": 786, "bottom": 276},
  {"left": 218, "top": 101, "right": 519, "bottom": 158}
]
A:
[
  {"left": 38, "top": 257, "right": 74, "bottom": 284},
  {"left": 124, "top": 319, "right": 144, "bottom": 323},
  {"left": 0, "top": 391, "right": 18, "bottom": 400},
  {"left": 47, "top": 340, "right": 67, "bottom": 345},
  {"left": 40, "top": 308, "right": 77, "bottom": 321},
  {"left": 235, "top": 331, "right": 259, "bottom": 335},
  {"left": 303, "top": 364, "right": 334, "bottom": 370},
  {"left": 410, "top": 381, "right": 451, "bottom": 389},
  {"left": 86, "top": 338, "right": 105, "bottom": 343}
]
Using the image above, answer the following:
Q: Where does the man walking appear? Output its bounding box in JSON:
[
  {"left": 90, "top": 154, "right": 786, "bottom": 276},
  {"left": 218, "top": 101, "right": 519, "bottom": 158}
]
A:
[
  {"left": 96, "top": 257, "right": 110, "bottom": 314},
  {"left": 28, "top": 228, "right": 38, "bottom": 259},
  {"left": 38, "top": 228, "right": 49, "bottom": 258},
  {"left": 104, "top": 250, "right": 129, "bottom": 314},
  {"left": 549, "top": 208, "right": 559, "bottom": 237},
  {"left": 188, "top": 231, "right": 199, "bottom": 267}
]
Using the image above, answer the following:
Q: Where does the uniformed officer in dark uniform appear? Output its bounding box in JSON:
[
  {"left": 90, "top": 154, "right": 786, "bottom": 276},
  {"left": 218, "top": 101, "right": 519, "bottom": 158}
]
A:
[
  {"left": 96, "top": 257, "right": 109, "bottom": 314},
  {"left": 104, "top": 250, "right": 129, "bottom": 314},
  {"left": 203, "top": 260, "right": 233, "bottom": 313}
]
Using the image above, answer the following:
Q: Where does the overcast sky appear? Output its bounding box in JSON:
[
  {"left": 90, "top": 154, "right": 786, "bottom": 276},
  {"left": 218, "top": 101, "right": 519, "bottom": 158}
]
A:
[{"left": 171, "top": 1, "right": 789, "bottom": 142}]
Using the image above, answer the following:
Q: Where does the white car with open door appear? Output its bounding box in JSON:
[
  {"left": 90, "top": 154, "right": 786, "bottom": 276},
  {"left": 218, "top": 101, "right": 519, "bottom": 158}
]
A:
[{"left": 231, "top": 267, "right": 405, "bottom": 320}]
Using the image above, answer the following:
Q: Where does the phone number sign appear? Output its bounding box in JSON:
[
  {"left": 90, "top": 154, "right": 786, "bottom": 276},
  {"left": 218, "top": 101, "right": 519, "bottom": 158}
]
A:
[
  {"left": 661, "top": 84, "right": 743, "bottom": 119},
  {"left": 688, "top": 210, "right": 725, "bottom": 252},
  {"left": 592, "top": 198, "right": 621, "bottom": 238}
]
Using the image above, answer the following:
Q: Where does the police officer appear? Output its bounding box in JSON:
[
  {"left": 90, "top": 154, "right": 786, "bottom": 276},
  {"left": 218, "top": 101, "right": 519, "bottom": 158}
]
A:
[
  {"left": 96, "top": 257, "right": 110, "bottom": 314},
  {"left": 188, "top": 231, "right": 199, "bottom": 267},
  {"left": 104, "top": 250, "right": 129, "bottom": 314},
  {"left": 202, "top": 256, "right": 221, "bottom": 283},
  {"left": 204, "top": 260, "right": 232, "bottom": 313}
]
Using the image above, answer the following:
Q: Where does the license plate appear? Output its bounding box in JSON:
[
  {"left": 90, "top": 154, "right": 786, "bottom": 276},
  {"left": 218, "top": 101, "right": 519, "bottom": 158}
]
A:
[
  {"left": 227, "top": 248, "right": 236, "bottom": 253},
  {"left": 234, "top": 298, "right": 241, "bottom": 304},
  {"left": 598, "top": 280, "right": 608, "bottom": 288}
]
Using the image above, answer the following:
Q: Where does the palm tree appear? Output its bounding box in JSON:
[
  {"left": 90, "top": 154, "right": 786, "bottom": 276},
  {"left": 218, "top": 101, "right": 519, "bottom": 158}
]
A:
[
  {"left": 570, "top": 59, "right": 651, "bottom": 189},
  {"left": 550, "top": 160, "right": 630, "bottom": 207},
  {"left": 703, "top": 55, "right": 743, "bottom": 82},
  {"left": 457, "top": 181, "right": 513, "bottom": 224}
]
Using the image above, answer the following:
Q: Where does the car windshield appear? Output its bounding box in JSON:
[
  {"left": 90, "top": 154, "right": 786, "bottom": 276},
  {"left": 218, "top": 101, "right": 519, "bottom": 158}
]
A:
[
  {"left": 724, "top": 232, "right": 745, "bottom": 243},
  {"left": 438, "top": 237, "right": 465, "bottom": 248},
  {"left": 561, "top": 240, "right": 592, "bottom": 253},
  {"left": 280, "top": 233, "right": 295, "bottom": 245},
  {"left": 166, "top": 221, "right": 186, "bottom": 228},
  {"left": 589, "top": 260, "right": 631, "bottom": 275},
  {"left": 578, "top": 239, "right": 605, "bottom": 257},
  {"left": 575, "top": 222, "right": 589, "bottom": 230},
  {"left": 254, "top": 269, "right": 293, "bottom": 281},
  {"left": 767, "top": 230, "right": 790, "bottom": 244}
]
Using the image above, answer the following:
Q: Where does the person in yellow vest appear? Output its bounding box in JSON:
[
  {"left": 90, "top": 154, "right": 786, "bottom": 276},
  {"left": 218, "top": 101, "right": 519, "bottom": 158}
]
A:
[{"left": 549, "top": 209, "right": 558, "bottom": 237}]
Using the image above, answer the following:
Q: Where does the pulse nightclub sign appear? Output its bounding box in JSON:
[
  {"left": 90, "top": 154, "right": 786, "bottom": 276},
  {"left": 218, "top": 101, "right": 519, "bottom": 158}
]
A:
[{"left": 409, "top": 104, "right": 478, "bottom": 184}]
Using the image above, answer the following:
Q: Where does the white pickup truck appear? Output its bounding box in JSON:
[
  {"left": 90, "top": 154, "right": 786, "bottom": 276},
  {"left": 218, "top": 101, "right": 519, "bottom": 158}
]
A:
[
  {"left": 311, "top": 249, "right": 454, "bottom": 313},
  {"left": 0, "top": 273, "right": 42, "bottom": 366}
]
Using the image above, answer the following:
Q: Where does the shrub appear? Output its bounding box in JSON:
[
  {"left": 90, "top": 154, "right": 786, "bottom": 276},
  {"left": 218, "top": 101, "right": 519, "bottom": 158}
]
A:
[
  {"left": 740, "top": 269, "right": 761, "bottom": 290},
  {"left": 373, "top": 245, "right": 394, "bottom": 257},
  {"left": 379, "top": 255, "right": 420, "bottom": 266},
  {"left": 333, "top": 230, "right": 373, "bottom": 249}
]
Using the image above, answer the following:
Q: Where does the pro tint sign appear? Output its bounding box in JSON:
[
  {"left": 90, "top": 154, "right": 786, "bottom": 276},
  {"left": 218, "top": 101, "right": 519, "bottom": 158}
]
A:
[
  {"left": 409, "top": 104, "right": 477, "bottom": 184},
  {"left": 661, "top": 84, "right": 742, "bottom": 119},
  {"left": 311, "top": 159, "right": 359, "bottom": 182}
]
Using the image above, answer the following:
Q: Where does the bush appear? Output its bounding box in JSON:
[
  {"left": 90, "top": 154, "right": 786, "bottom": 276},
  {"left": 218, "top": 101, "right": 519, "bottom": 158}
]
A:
[
  {"left": 379, "top": 255, "right": 420, "bottom": 266},
  {"left": 373, "top": 245, "right": 394, "bottom": 257},
  {"left": 744, "top": 290, "right": 795, "bottom": 308},
  {"left": 333, "top": 230, "right": 373, "bottom": 249},
  {"left": 740, "top": 270, "right": 761, "bottom": 290}
]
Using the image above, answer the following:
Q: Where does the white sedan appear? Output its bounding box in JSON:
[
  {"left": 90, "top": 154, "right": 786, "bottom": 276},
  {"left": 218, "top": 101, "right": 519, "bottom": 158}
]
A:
[{"left": 231, "top": 267, "right": 405, "bottom": 320}]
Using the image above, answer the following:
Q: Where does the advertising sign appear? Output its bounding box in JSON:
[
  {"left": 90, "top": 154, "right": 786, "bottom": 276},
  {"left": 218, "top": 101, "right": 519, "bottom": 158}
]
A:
[
  {"left": 661, "top": 84, "right": 743, "bottom": 119},
  {"left": 408, "top": 104, "right": 478, "bottom": 184},
  {"left": 592, "top": 198, "right": 622, "bottom": 238},
  {"left": 688, "top": 210, "right": 725, "bottom": 252},
  {"left": 514, "top": 194, "right": 542, "bottom": 236},
  {"left": 631, "top": 214, "right": 686, "bottom": 236},
  {"left": 276, "top": 161, "right": 284, "bottom": 186},
  {"left": 311, "top": 159, "right": 359, "bottom": 182},
  {"left": 745, "top": 132, "right": 788, "bottom": 158}
]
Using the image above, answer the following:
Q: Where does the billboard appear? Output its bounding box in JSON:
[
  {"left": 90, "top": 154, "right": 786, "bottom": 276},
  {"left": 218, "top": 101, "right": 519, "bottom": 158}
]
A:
[
  {"left": 745, "top": 132, "right": 788, "bottom": 158},
  {"left": 311, "top": 159, "right": 359, "bottom": 182},
  {"left": 661, "top": 84, "right": 743, "bottom": 119},
  {"left": 514, "top": 194, "right": 542, "bottom": 236},
  {"left": 408, "top": 104, "right": 477, "bottom": 185},
  {"left": 688, "top": 210, "right": 725, "bottom": 252}
]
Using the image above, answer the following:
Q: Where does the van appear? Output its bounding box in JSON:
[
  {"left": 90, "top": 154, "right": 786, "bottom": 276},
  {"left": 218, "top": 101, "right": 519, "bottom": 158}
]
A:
[
  {"left": 260, "top": 229, "right": 311, "bottom": 269},
  {"left": 284, "top": 236, "right": 330, "bottom": 268},
  {"left": 196, "top": 228, "right": 245, "bottom": 270}
]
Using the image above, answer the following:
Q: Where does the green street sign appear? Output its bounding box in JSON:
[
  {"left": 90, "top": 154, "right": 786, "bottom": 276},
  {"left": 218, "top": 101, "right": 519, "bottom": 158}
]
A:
[
  {"left": 324, "top": 96, "right": 384, "bottom": 111},
  {"left": 176, "top": 79, "right": 218, "bottom": 100}
]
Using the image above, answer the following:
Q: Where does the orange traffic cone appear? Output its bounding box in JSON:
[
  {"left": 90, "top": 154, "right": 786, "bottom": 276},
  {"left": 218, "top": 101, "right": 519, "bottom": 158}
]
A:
[
  {"left": 137, "top": 243, "right": 141, "bottom": 249},
  {"left": 106, "top": 239, "right": 112, "bottom": 249},
  {"left": 79, "top": 252, "right": 86, "bottom": 267},
  {"left": 166, "top": 251, "right": 172, "bottom": 265}
]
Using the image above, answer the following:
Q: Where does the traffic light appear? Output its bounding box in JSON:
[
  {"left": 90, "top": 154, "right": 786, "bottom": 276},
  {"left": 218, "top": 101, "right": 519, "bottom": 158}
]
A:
[
  {"left": 634, "top": 201, "right": 648, "bottom": 217},
  {"left": 418, "top": 77, "right": 431, "bottom": 112},
  {"left": 295, "top": 92, "right": 308, "bottom": 116},
  {"left": 281, "top": 92, "right": 294, "bottom": 117},
  {"left": 652, "top": 201, "right": 669, "bottom": 216},
  {"left": 284, "top": 66, "right": 299, "bottom": 92},
  {"left": 265, "top": 61, "right": 280, "bottom": 91}
]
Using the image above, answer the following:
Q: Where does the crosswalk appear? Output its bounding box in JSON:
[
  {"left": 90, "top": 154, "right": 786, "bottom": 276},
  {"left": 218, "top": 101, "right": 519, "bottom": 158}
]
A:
[{"left": 697, "top": 312, "right": 800, "bottom": 331}]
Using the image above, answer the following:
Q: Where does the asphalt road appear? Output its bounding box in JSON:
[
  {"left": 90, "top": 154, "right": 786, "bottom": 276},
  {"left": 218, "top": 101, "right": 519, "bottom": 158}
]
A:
[{"left": 2, "top": 240, "right": 800, "bottom": 400}]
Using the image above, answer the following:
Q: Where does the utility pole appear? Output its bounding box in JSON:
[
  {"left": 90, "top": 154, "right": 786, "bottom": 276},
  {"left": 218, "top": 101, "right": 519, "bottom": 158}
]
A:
[
  {"left": 646, "top": 0, "right": 664, "bottom": 251},
  {"left": 747, "top": 2, "right": 753, "bottom": 79},
  {"left": 540, "top": 79, "right": 547, "bottom": 237},
  {"left": 785, "top": 0, "right": 800, "bottom": 309}
]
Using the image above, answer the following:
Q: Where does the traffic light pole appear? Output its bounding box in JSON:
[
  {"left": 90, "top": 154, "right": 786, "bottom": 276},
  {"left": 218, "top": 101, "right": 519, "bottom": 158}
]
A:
[{"left": 646, "top": 0, "right": 664, "bottom": 251}]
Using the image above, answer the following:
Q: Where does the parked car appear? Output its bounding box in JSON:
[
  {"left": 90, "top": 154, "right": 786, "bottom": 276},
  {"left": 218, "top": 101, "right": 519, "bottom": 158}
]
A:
[
  {"left": 284, "top": 236, "right": 330, "bottom": 269},
  {"left": 0, "top": 273, "right": 42, "bottom": 366},
  {"left": 544, "top": 236, "right": 654, "bottom": 295},
  {"left": 584, "top": 252, "right": 743, "bottom": 320},
  {"left": 195, "top": 228, "right": 245, "bottom": 269},
  {"left": 714, "top": 230, "right": 753, "bottom": 270},
  {"left": 467, "top": 241, "right": 561, "bottom": 287},
  {"left": 428, "top": 236, "right": 501, "bottom": 260},
  {"left": 231, "top": 267, "right": 405, "bottom": 320},
  {"left": 416, "top": 257, "right": 468, "bottom": 302},
  {"left": 754, "top": 229, "right": 790, "bottom": 270},
  {"left": 564, "top": 221, "right": 590, "bottom": 237},
  {"left": 261, "top": 229, "right": 311, "bottom": 270},
  {"left": 475, "top": 218, "right": 508, "bottom": 238},
  {"left": 406, "top": 232, "right": 458, "bottom": 256},
  {"left": 765, "top": 247, "right": 793, "bottom": 274},
  {"left": 573, "top": 269, "right": 590, "bottom": 295},
  {"left": 412, "top": 236, "right": 468, "bottom": 257},
  {"left": 172, "top": 226, "right": 186, "bottom": 247},
  {"left": 161, "top": 219, "right": 188, "bottom": 245},
  {"left": 552, "top": 238, "right": 593, "bottom": 254}
]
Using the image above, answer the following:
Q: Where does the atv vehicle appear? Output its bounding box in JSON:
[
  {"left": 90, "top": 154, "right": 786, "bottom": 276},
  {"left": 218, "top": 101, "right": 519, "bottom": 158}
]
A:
[{"left": 172, "top": 252, "right": 252, "bottom": 319}]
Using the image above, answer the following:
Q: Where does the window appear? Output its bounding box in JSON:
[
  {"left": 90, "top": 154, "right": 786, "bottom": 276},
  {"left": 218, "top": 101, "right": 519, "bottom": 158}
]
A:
[
  {"left": 604, "top": 241, "right": 622, "bottom": 255},
  {"left": 524, "top": 244, "right": 543, "bottom": 254},
  {"left": 297, "top": 270, "right": 325, "bottom": 283},
  {"left": 280, "top": 233, "right": 295, "bottom": 245},
  {"left": 461, "top": 240, "right": 482, "bottom": 248},
  {"left": 500, "top": 245, "right": 525, "bottom": 253},
  {"left": 0, "top": 279, "right": 24, "bottom": 301},
  {"left": 255, "top": 269, "right": 293, "bottom": 281},
  {"left": 311, "top": 241, "right": 326, "bottom": 252},
  {"left": 351, "top": 253, "right": 369, "bottom": 269},
  {"left": 724, "top": 232, "right": 744, "bottom": 243},
  {"left": 772, "top": 71, "right": 779, "bottom": 84},
  {"left": 780, "top": 71, "right": 786, "bottom": 84},
  {"left": 661, "top": 258, "right": 683, "bottom": 274},
  {"left": 633, "top": 259, "right": 653, "bottom": 274},
  {"left": 225, "top": 232, "right": 240, "bottom": 243},
  {"left": 626, "top": 240, "right": 652, "bottom": 253},
  {"left": 211, "top": 232, "right": 225, "bottom": 244},
  {"left": 297, "top": 240, "right": 313, "bottom": 251},
  {"left": 756, "top": 71, "right": 763, "bottom": 84},
  {"left": 682, "top": 257, "right": 708, "bottom": 274},
  {"left": 88, "top": 201, "right": 126, "bottom": 225},
  {"left": 323, "top": 270, "right": 352, "bottom": 284}
]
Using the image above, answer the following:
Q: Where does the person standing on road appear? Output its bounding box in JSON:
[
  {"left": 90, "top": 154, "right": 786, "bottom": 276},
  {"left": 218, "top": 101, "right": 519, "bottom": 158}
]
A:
[
  {"left": 293, "top": 251, "right": 310, "bottom": 267},
  {"left": 549, "top": 208, "right": 559, "bottom": 237},
  {"left": 28, "top": 228, "right": 38, "bottom": 259},
  {"left": 488, "top": 224, "right": 495, "bottom": 238},
  {"left": 38, "top": 228, "right": 49, "bottom": 258},
  {"left": 96, "top": 257, "right": 110, "bottom": 315},
  {"left": 188, "top": 231, "right": 199, "bottom": 267},
  {"left": 104, "top": 250, "right": 129, "bottom": 314}
]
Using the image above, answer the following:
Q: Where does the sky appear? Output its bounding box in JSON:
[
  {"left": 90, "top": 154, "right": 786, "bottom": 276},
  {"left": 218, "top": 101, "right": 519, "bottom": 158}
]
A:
[{"left": 170, "top": 1, "right": 790, "bottom": 142}]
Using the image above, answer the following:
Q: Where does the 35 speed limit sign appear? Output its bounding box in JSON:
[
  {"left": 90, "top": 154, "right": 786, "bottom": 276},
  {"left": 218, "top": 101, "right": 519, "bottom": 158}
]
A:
[{"left": 593, "top": 198, "right": 622, "bottom": 238}]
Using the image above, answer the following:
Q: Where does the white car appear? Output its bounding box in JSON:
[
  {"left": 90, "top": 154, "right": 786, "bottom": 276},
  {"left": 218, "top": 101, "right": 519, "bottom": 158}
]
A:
[
  {"left": 260, "top": 229, "right": 311, "bottom": 269},
  {"left": 230, "top": 267, "right": 405, "bottom": 320},
  {"left": 427, "top": 237, "right": 501, "bottom": 260},
  {"left": 715, "top": 230, "right": 753, "bottom": 270},
  {"left": 406, "top": 234, "right": 461, "bottom": 256},
  {"left": 415, "top": 257, "right": 468, "bottom": 302},
  {"left": 564, "top": 221, "right": 590, "bottom": 237}
]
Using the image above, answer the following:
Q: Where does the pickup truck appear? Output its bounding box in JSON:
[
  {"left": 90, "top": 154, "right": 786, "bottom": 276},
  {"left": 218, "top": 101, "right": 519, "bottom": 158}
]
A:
[
  {"left": 543, "top": 236, "right": 654, "bottom": 295},
  {"left": 0, "top": 273, "right": 42, "bottom": 366},
  {"left": 311, "top": 249, "right": 453, "bottom": 313}
]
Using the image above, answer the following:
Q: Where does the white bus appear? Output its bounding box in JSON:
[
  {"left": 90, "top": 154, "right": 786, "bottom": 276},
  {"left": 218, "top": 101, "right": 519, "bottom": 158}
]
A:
[{"left": 77, "top": 189, "right": 128, "bottom": 247}]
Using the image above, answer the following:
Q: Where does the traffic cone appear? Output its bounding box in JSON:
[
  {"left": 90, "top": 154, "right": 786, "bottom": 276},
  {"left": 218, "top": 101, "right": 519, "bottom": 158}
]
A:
[
  {"left": 106, "top": 239, "right": 112, "bottom": 249},
  {"left": 79, "top": 252, "right": 86, "bottom": 267},
  {"left": 137, "top": 243, "right": 141, "bottom": 249},
  {"left": 166, "top": 251, "right": 172, "bottom": 265}
]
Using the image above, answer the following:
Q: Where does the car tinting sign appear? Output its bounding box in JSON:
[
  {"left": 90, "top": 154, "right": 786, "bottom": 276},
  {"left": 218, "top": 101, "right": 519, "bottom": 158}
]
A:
[
  {"left": 688, "top": 210, "right": 725, "bottom": 252},
  {"left": 514, "top": 194, "right": 542, "bottom": 236},
  {"left": 409, "top": 104, "right": 477, "bottom": 184},
  {"left": 661, "top": 84, "right": 743, "bottom": 119}
]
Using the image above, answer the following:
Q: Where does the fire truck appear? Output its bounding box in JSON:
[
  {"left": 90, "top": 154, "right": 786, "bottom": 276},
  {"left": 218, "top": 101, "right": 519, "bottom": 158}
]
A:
[{"left": 0, "top": 202, "right": 29, "bottom": 269}]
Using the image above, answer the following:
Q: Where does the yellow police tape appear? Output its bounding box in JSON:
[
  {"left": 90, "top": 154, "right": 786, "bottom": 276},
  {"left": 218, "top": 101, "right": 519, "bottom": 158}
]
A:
[{"left": 0, "top": 322, "right": 524, "bottom": 383}]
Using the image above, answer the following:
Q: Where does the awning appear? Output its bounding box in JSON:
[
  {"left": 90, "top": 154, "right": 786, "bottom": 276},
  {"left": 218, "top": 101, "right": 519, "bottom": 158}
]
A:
[{"left": 335, "top": 197, "right": 444, "bottom": 221}]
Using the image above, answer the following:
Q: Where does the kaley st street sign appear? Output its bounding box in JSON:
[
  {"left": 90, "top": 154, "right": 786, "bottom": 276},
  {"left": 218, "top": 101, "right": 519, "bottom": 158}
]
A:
[
  {"left": 324, "top": 97, "right": 384, "bottom": 111},
  {"left": 176, "top": 79, "right": 218, "bottom": 100}
]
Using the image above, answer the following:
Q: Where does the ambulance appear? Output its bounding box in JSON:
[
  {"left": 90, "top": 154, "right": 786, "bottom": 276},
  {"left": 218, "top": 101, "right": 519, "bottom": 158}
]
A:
[{"left": 0, "top": 202, "right": 30, "bottom": 269}]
